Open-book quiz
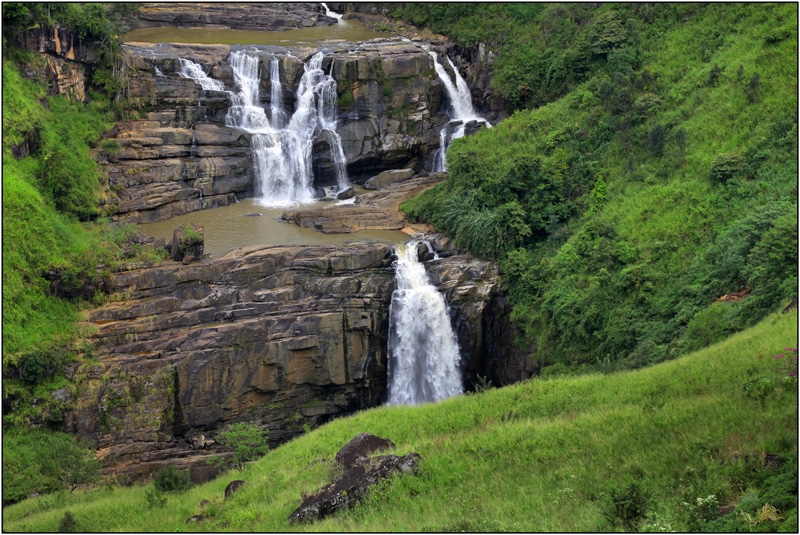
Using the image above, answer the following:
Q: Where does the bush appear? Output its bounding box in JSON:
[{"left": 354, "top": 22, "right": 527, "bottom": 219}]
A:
[
  {"left": 210, "top": 422, "right": 269, "bottom": 472},
  {"left": 647, "top": 124, "right": 667, "bottom": 157},
  {"left": 602, "top": 481, "right": 652, "bottom": 530},
  {"left": 58, "top": 511, "right": 80, "bottom": 533},
  {"left": 153, "top": 465, "right": 192, "bottom": 493},
  {"left": 709, "top": 153, "right": 744, "bottom": 184},
  {"left": 144, "top": 487, "right": 167, "bottom": 509},
  {"left": 2, "top": 429, "right": 99, "bottom": 505}
]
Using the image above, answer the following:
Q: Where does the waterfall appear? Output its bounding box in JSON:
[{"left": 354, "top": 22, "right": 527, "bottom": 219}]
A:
[
  {"left": 387, "top": 241, "right": 463, "bottom": 405},
  {"left": 269, "top": 58, "right": 288, "bottom": 129},
  {"left": 177, "top": 58, "right": 225, "bottom": 91},
  {"left": 321, "top": 3, "right": 344, "bottom": 22},
  {"left": 426, "top": 49, "right": 491, "bottom": 172},
  {"left": 219, "top": 49, "right": 349, "bottom": 206}
]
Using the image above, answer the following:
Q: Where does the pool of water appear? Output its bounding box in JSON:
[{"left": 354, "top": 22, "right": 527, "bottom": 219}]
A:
[
  {"left": 122, "top": 18, "right": 392, "bottom": 47},
  {"left": 139, "top": 198, "right": 408, "bottom": 258}
]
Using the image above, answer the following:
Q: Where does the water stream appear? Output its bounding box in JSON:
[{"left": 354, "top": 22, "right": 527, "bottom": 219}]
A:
[
  {"left": 426, "top": 49, "right": 491, "bottom": 172},
  {"left": 387, "top": 241, "right": 463, "bottom": 405}
]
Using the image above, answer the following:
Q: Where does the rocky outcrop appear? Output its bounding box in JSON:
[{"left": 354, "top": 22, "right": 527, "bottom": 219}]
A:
[
  {"left": 364, "top": 168, "right": 414, "bottom": 190},
  {"left": 334, "top": 432, "right": 396, "bottom": 469},
  {"left": 282, "top": 173, "right": 446, "bottom": 233},
  {"left": 11, "top": 24, "right": 98, "bottom": 104},
  {"left": 289, "top": 433, "right": 419, "bottom": 523},
  {"left": 289, "top": 452, "right": 421, "bottom": 523},
  {"left": 64, "top": 237, "right": 525, "bottom": 483},
  {"left": 137, "top": 3, "right": 337, "bottom": 31}
]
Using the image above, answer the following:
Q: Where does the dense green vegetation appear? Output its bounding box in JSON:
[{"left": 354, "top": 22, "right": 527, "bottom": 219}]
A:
[
  {"left": 401, "top": 3, "right": 797, "bottom": 373},
  {"left": 2, "top": 428, "right": 100, "bottom": 505},
  {"left": 2, "top": 4, "right": 155, "bottom": 503},
  {"left": 2, "top": 311, "right": 796, "bottom": 531}
]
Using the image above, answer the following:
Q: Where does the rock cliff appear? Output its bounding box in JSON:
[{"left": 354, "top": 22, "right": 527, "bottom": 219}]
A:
[
  {"left": 137, "top": 3, "right": 336, "bottom": 31},
  {"left": 64, "top": 240, "right": 525, "bottom": 483}
]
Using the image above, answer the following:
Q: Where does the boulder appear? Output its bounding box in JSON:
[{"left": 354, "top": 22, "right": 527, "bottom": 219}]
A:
[
  {"left": 224, "top": 480, "right": 245, "bottom": 500},
  {"left": 336, "top": 186, "right": 356, "bottom": 201},
  {"left": 363, "top": 169, "right": 414, "bottom": 190},
  {"left": 170, "top": 223, "right": 204, "bottom": 263},
  {"left": 334, "top": 433, "right": 396, "bottom": 470},
  {"left": 289, "top": 452, "right": 421, "bottom": 523}
]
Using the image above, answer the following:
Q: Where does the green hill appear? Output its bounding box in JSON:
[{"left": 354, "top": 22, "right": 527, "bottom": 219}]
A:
[
  {"left": 401, "top": 2, "right": 797, "bottom": 373},
  {"left": 2, "top": 310, "right": 796, "bottom": 532}
]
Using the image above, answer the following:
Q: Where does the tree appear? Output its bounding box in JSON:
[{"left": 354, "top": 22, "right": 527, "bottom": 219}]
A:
[{"left": 209, "top": 423, "right": 269, "bottom": 472}]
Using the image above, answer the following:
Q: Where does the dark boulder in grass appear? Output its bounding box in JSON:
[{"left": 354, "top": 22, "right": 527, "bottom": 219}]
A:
[
  {"left": 289, "top": 452, "right": 421, "bottom": 523},
  {"left": 224, "top": 480, "right": 244, "bottom": 500},
  {"left": 334, "top": 432, "right": 396, "bottom": 470}
]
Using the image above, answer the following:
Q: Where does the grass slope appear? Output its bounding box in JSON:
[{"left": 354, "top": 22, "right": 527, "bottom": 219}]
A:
[{"left": 3, "top": 310, "right": 796, "bottom": 532}]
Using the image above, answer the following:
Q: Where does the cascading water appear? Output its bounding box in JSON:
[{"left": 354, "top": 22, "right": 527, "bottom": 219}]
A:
[
  {"left": 426, "top": 49, "right": 491, "bottom": 172},
  {"left": 220, "top": 49, "right": 350, "bottom": 205},
  {"left": 321, "top": 3, "right": 344, "bottom": 23},
  {"left": 177, "top": 58, "right": 225, "bottom": 91},
  {"left": 387, "top": 241, "right": 463, "bottom": 405}
]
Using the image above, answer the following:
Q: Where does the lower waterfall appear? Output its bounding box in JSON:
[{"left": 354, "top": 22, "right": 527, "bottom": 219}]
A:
[{"left": 387, "top": 241, "right": 463, "bottom": 405}]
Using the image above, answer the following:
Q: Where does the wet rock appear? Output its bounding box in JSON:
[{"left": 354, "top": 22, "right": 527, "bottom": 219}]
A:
[
  {"left": 289, "top": 452, "right": 421, "bottom": 523},
  {"left": 336, "top": 186, "right": 356, "bottom": 200},
  {"left": 334, "top": 432, "right": 396, "bottom": 470},
  {"left": 224, "top": 480, "right": 245, "bottom": 500}
]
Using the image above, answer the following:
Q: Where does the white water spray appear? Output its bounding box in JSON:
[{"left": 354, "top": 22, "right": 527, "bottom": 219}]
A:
[
  {"left": 387, "top": 241, "right": 463, "bottom": 405},
  {"left": 220, "top": 49, "right": 350, "bottom": 206},
  {"left": 426, "top": 49, "right": 491, "bottom": 171},
  {"left": 177, "top": 58, "right": 225, "bottom": 91}
]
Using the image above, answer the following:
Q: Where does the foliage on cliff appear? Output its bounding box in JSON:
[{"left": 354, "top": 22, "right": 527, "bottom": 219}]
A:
[
  {"left": 402, "top": 3, "right": 798, "bottom": 373},
  {"left": 2, "top": 311, "right": 796, "bottom": 531}
]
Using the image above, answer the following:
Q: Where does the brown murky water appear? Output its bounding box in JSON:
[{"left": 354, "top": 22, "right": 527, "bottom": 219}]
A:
[
  {"left": 139, "top": 198, "right": 408, "bottom": 258},
  {"left": 122, "top": 19, "right": 391, "bottom": 47}
]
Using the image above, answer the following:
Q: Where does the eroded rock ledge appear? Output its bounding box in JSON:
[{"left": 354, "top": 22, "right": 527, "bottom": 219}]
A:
[{"left": 67, "top": 240, "right": 528, "bottom": 483}]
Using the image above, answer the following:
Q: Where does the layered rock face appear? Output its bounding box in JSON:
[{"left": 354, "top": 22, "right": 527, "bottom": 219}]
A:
[
  {"left": 67, "top": 240, "right": 525, "bottom": 482},
  {"left": 137, "top": 3, "right": 336, "bottom": 30},
  {"left": 104, "top": 40, "right": 449, "bottom": 223}
]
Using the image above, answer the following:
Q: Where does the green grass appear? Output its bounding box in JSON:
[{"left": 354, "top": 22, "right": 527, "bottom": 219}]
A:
[{"left": 3, "top": 310, "right": 796, "bottom": 532}]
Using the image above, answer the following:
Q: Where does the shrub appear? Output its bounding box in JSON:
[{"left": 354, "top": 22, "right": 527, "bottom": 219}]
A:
[
  {"left": 144, "top": 487, "right": 167, "bottom": 509},
  {"left": 602, "top": 481, "right": 652, "bottom": 530},
  {"left": 709, "top": 153, "right": 744, "bottom": 184},
  {"left": 153, "top": 465, "right": 192, "bottom": 493},
  {"left": 745, "top": 71, "right": 761, "bottom": 103},
  {"left": 209, "top": 422, "right": 269, "bottom": 472},
  {"left": 647, "top": 124, "right": 667, "bottom": 157},
  {"left": 58, "top": 511, "right": 80, "bottom": 533}
]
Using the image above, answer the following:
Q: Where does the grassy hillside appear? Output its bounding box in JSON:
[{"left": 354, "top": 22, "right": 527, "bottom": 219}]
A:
[
  {"left": 2, "top": 310, "right": 796, "bottom": 532},
  {"left": 401, "top": 3, "right": 797, "bottom": 373}
]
